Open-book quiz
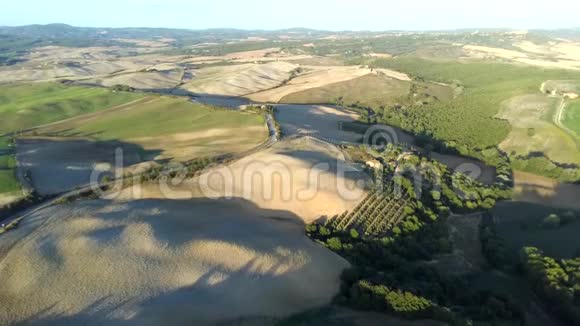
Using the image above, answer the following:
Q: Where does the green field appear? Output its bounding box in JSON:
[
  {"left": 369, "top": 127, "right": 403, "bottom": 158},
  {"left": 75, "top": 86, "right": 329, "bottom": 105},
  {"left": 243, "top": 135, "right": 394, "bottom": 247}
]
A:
[
  {"left": 0, "top": 83, "right": 144, "bottom": 197},
  {"left": 0, "top": 82, "right": 143, "bottom": 134},
  {"left": 37, "top": 96, "right": 265, "bottom": 141},
  {"left": 564, "top": 100, "right": 580, "bottom": 136}
]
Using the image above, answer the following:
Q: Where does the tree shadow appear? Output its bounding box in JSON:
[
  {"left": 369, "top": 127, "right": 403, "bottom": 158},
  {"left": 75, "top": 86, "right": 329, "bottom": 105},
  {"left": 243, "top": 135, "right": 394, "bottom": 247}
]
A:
[{"left": 12, "top": 197, "right": 347, "bottom": 325}]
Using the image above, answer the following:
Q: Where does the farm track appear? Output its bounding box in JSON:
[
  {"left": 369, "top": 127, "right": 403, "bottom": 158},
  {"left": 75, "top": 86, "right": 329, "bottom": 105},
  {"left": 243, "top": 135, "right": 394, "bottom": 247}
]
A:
[{"left": 553, "top": 98, "right": 578, "bottom": 139}]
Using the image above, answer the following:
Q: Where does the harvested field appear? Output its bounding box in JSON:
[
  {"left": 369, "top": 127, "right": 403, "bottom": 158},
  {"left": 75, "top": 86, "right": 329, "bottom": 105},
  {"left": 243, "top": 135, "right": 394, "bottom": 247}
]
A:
[
  {"left": 224, "top": 47, "right": 280, "bottom": 59},
  {"left": 0, "top": 137, "right": 366, "bottom": 324},
  {"left": 116, "top": 137, "right": 369, "bottom": 224},
  {"left": 512, "top": 170, "right": 580, "bottom": 210},
  {"left": 463, "top": 43, "right": 580, "bottom": 70},
  {"left": 288, "top": 56, "right": 345, "bottom": 66},
  {"left": 180, "top": 62, "right": 298, "bottom": 97},
  {"left": 81, "top": 69, "right": 183, "bottom": 90},
  {"left": 0, "top": 198, "right": 349, "bottom": 325},
  {"left": 247, "top": 65, "right": 373, "bottom": 103},
  {"left": 279, "top": 74, "right": 411, "bottom": 107},
  {"left": 275, "top": 104, "right": 363, "bottom": 144}
]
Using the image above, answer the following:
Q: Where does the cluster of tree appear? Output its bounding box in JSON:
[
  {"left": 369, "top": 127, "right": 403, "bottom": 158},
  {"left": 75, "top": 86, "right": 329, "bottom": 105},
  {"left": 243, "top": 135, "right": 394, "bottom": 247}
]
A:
[
  {"left": 519, "top": 247, "right": 580, "bottom": 324},
  {"left": 512, "top": 155, "right": 580, "bottom": 184},
  {"left": 386, "top": 151, "right": 510, "bottom": 216},
  {"left": 540, "top": 211, "right": 577, "bottom": 230},
  {"left": 110, "top": 84, "right": 136, "bottom": 92},
  {"left": 307, "top": 204, "right": 525, "bottom": 324},
  {"left": 308, "top": 208, "right": 526, "bottom": 323},
  {"left": 345, "top": 280, "right": 436, "bottom": 319},
  {"left": 244, "top": 105, "right": 283, "bottom": 138}
]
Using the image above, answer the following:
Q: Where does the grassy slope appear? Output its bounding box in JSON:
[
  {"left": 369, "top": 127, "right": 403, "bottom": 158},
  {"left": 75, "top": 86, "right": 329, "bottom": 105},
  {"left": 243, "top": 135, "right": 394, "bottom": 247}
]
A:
[
  {"left": 564, "top": 100, "right": 580, "bottom": 136},
  {"left": 46, "top": 97, "right": 265, "bottom": 141},
  {"left": 0, "top": 83, "right": 143, "bottom": 134},
  {"left": 0, "top": 83, "right": 144, "bottom": 195}
]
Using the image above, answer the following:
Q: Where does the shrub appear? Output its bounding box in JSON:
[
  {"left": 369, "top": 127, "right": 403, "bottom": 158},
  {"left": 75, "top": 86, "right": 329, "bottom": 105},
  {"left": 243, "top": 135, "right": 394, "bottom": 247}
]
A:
[
  {"left": 350, "top": 228, "right": 360, "bottom": 239},
  {"left": 319, "top": 226, "right": 331, "bottom": 236},
  {"left": 542, "top": 214, "right": 561, "bottom": 229},
  {"left": 327, "top": 237, "right": 343, "bottom": 251}
]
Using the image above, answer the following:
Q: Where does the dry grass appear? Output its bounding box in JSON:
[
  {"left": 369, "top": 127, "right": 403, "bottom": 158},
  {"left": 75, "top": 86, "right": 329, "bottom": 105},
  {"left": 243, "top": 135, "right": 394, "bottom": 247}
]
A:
[
  {"left": 247, "top": 66, "right": 372, "bottom": 103},
  {"left": 180, "top": 62, "right": 298, "bottom": 97},
  {"left": 463, "top": 42, "right": 580, "bottom": 70},
  {"left": 279, "top": 74, "right": 411, "bottom": 107},
  {"left": 81, "top": 69, "right": 183, "bottom": 90}
]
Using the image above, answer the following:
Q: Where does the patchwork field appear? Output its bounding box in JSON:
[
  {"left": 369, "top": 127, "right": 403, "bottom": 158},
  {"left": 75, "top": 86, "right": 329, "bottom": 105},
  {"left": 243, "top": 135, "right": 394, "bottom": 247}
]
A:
[
  {"left": 17, "top": 96, "right": 267, "bottom": 195},
  {"left": 0, "top": 135, "right": 371, "bottom": 324},
  {"left": 497, "top": 94, "right": 580, "bottom": 165},
  {"left": 0, "top": 83, "right": 146, "bottom": 200}
]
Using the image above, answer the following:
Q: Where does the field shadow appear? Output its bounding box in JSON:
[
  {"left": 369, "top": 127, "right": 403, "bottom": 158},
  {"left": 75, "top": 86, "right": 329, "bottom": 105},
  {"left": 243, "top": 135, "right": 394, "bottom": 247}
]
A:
[
  {"left": 515, "top": 178, "right": 580, "bottom": 211},
  {"left": 16, "top": 138, "right": 163, "bottom": 196},
  {"left": 14, "top": 197, "right": 346, "bottom": 325}
]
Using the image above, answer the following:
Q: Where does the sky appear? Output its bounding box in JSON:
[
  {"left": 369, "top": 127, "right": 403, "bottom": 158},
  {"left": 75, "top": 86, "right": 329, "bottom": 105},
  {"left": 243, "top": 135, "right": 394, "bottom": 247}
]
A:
[{"left": 1, "top": 0, "right": 579, "bottom": 31}]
